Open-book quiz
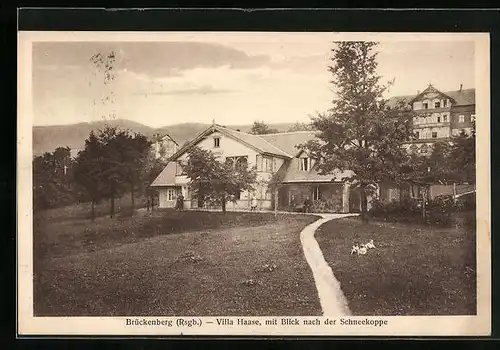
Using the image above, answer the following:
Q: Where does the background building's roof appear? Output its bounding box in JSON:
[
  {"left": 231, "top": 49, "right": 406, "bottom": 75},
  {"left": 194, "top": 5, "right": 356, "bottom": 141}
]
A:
[{"left": 385, "top": 88, "right": 475, "bottom": 109}]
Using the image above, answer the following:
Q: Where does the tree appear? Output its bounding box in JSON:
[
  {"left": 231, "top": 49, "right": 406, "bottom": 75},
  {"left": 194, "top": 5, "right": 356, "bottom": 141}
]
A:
[
  {"left": 448, "top": 127, "right": 475, "bottom": 183},
  {"left": 141, "top": 148, "right": 167, "bottom": 210},
  {"left": 33, "top": 146, "right": 79, "bottom": 210},
  {"left": 182, "top": 146, "right": 257, "bottom": 214},
  {"left": 74, "top": 131, "right": 105, "bottom": 220},
  {"left": 287, "top": 121, "right": 315, "bottom": 132},
  {"left": 302, "top": 41, "right": 414, "bottom": 221},
  {"left": 250, "top": 120, "right": 279, "bottom": 135},
  {"left": 111, "top": 130, "right": 151, "bottom": 211}
]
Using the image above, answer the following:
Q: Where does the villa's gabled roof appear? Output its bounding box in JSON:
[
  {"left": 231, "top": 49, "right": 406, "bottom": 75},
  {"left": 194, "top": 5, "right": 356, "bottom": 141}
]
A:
[
  {"left": 166, "top": 124, "right": 293, "bottom": 162},
  {"left": 259, "top": 131, "right": 318, "bottom": 157}
]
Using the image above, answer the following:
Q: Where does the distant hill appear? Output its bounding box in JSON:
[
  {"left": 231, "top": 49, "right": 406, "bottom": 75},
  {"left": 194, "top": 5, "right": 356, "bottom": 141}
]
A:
[{"left": 32, "top": 119, "right": 297, "bottom": 157}]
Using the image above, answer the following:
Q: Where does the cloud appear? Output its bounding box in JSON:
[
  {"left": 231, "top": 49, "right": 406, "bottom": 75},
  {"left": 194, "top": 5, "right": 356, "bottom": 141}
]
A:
[
  {"left": 33, "top": 41, "right": 272, "bottom": 79},
  {"left": 134, "top": 85, "right": 238, "bottom": 96}
]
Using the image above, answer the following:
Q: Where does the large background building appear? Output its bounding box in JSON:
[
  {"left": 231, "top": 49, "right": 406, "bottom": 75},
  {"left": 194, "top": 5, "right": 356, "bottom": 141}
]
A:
[{"left": 388, "top": 84, "right": 475, "bottom": 155}]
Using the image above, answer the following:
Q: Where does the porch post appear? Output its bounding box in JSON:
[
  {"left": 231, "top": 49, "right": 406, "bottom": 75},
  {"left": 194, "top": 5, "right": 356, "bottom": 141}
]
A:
[{"left": 342, "top": 183, "right": 350, "bottom": 213}]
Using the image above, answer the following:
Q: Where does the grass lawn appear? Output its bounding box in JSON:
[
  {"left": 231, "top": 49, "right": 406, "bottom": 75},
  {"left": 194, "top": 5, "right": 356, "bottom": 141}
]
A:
[
  {"left": 34, "top": 208, "right": 321, "bottom": 316},
  {"left": 315, "top": 213, "right": 476, "bottom": 316}
]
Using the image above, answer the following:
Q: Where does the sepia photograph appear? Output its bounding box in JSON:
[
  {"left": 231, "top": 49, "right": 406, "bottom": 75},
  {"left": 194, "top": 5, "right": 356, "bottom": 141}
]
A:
[{"left": 17, "top": 30, "right": 490, "bottom": 336}]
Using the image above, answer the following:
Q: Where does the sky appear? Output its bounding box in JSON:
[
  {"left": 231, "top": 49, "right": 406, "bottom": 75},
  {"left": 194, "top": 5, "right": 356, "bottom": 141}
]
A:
[{"left": 32, "top": 33, "right": 475, "bottom": 128}]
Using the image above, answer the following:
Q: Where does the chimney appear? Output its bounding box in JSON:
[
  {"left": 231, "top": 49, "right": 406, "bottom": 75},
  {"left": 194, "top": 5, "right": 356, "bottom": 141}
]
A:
[{"left": 459, "top": 84, "right": 463, "bottom": 92}]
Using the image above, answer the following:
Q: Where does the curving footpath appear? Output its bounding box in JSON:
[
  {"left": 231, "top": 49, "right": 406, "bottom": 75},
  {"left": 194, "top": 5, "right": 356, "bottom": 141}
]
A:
[{"left": 300, "top": 213, "right": 357, "bottom": 316}]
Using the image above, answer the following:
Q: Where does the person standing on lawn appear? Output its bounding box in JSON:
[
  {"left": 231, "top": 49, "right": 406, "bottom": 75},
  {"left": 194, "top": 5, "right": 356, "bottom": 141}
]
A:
[
  {"left": 250, "top": 195, "right": 258, "bottom": 211},
  {"left": 178, "top": 193, "right": 184, "bottom": 211}
]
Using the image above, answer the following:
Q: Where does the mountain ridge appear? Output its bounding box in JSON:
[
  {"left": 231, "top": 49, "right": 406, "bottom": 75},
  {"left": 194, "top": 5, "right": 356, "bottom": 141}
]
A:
[{"left": 33, "top": 119, "right": 298, "bottom": 157}]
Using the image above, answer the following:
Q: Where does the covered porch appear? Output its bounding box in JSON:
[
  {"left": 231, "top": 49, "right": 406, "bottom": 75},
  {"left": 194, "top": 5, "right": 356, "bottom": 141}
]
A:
[{"left": 277, "top": 182, "right": 350, "bottom": 213}]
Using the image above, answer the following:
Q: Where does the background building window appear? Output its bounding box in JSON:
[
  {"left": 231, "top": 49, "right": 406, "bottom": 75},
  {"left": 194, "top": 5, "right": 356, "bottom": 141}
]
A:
[
  {"left": 299, "top": 157, "right": 310, "bottom": 171},
  {"left": 432, "top": 132, "right": 438, "bottom": 138},
  {"left": 423, "top": 102, "right": 428, "bottom": 109},
  {"left": 437, "top": 116, "right": 441, "bottom": 123},
  {"left": 459, "top": 115, "right": 465, "bottom": 123},
  {"left": 213, "top": 137, "right": 220, "bottom": 148},
  {"left": 414, "top": 131, "right": 420, "bottom": 139},
  {"left": 435, "top": 101, "right": 440, "bottom": 108},
  {"left": 471, "top": 114, "right": 476, "bottom": 122},
  {"left": 443, "top": 114, "right": 448, "bottom": 122},
  {"left": 443, "top": 100, "right": 448, "bottom": 107}
]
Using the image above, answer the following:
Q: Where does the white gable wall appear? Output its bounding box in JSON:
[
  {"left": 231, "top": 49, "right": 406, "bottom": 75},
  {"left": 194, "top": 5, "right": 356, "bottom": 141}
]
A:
[{"left": 165, "top": 129, "right": 281, "bottom": 210}]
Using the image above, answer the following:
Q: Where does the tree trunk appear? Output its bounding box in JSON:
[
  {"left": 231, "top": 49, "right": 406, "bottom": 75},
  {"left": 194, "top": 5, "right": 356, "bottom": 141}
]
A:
[
  {"left": 274, "top": 189, "right": 278, "bottom": 217},
  {"left": 91, "top": 199, "right": 95, "bottom": 221},
  {"left": 360, "top": 183, "right": 369, "bottom": 222},
  {"left": 110, "top": 195, "right": 115, "bottom": 218},
  {"left": 221, "top": 194, "right": 226, "bottom": 214},
  {"left": 130, "top": 182, "right": 135, "bottom": 212}
]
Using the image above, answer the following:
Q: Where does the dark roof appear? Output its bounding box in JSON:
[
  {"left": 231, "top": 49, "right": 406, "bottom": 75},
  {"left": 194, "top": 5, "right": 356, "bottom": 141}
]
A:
[{"left": 386, "top": 88, "right": 475, "bottom": 109}]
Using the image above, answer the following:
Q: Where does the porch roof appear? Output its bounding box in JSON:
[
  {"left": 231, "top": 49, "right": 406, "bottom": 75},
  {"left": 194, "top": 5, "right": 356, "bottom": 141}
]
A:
[{"left": 150, "top": 162, "right": 177, "bottom": 187}]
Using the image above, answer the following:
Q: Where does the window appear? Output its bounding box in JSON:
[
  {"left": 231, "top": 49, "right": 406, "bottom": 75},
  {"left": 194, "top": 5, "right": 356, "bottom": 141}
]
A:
[
  {"left": 299, "top": 157, "right": 310, "bottom": 171},
  {"left": 423, "top": 102, "right": 428, "bottom": 109},
  {"left": 443, "top": 100, "right": 448, "bottom": 107},
  {"left": 437, "top": 116, "right": 441, "bottom": 123},
  {"left": 167, "top": 189, "right": 176, "bottom": 201},
  {"left": 235, "top": 191, "right": 241, "bottom": 200},
  {"left": 443, "top": 114, "right": 448, "bottom": 122},
  {"left": 313, "top": 186, "right": 320, "bottom": 201},
  {"left": 213, "top": 137, "right": 220, "bottom": 148},
  {"left": 236, "top": 156, "right": 248, "bottom": 170},
  {"left": 432, "top": 132, "right": 438, "bottom": 139},
  {"left": 414, "top": 131, "right": 420, "bottom": 139},
  {"left": 435, "top": 101, "right": 440, "bottom": 108},
  {"left": 471, "top": 114, "right": 476, "bottom": 122},
  {"left": 459, "top": 115, "right": 465, "bottom": 123},
  {"left": 176, "top": 161, "right": 185, "bottom": 176},
  {"left": 264, "top": 156, "right": 274, "bottom": 172}
]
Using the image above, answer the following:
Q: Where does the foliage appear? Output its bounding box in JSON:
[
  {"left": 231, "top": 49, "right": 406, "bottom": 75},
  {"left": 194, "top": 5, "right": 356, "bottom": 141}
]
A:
[
  {"left": 409, "top": 125, "right": 476, "bottom": 185},
  {"left": 250, "top": 120, "right": 279, "bottom": 135},
  {"left": 287, "top": 121, "right": 315, "bottom": 132},
  {"left": 302, "top": 41, "right": 414, "bottom": 220},
  {"left": 33, "top": 146, "right": 83, "bottom": 210},
  {"left": 182, "top": 146, "right": 258, "bottom": 213},
  {"left": 370, "top": 197, "right": 421, "bottom": 222},
  {"left": 73, "top": 127, "right": 152, "bottom": 219}
]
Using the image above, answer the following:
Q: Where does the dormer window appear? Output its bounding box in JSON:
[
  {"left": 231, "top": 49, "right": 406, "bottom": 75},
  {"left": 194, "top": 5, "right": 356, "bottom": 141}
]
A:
[
  {"left": 423, "top": 102, "right": 428, "bottom": 109},
  {"left": 443, "top": 100, "right": 448, "bottom": 107},
  {"left": 299, "top": 157, "right": 310, "bottom": 171},
  {"left": 213, "top": 137, "right": 220, "bottom": 148}
]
